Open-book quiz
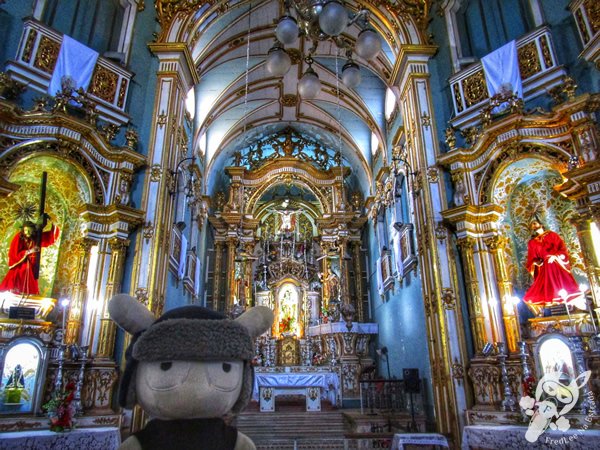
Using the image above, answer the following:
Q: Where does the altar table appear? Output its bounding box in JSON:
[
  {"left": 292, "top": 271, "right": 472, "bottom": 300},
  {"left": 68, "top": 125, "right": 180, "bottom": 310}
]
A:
[
  {"left": 461, "top": 425, "right": 600, "bottom": 449},
  {"left": 0, "top": 427, "right": 120, "bottom": 449},
  {"left": 252, "top": 371, "right": 340, "bottom": 412},
  {"left": 392, "top": 433, "right": 449, "bottom": 449},
  {"left": 308, "top": 322, "right": 379, "bottom": 335}
]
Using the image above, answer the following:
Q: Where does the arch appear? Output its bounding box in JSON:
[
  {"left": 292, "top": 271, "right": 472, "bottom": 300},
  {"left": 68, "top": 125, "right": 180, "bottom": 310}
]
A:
[
  {"left": 489, "top": 155, "right": 584, "bottom": 293},
  {"left": 1, "top": 140, "right": 105, "bottom": 204},
  {"left": 0, "top": 154, "right": 94, "bottom": 298},
  {"left": 478, "top": 142, "right": 570, "bottom": 205}
]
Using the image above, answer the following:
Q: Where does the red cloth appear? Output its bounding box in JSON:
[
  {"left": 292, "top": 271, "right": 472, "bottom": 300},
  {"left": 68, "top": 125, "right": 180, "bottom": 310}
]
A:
[
  {"left": 0, "top": 225, "right": 60, "bottom": 295},
  {"left": 523, "top": 230, "right": 583, "bottom": 306}
]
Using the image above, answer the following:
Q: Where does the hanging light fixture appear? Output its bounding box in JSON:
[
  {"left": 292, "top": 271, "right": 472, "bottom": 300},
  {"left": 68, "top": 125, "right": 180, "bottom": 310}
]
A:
[
  {"left": 266, "top": 0, "right": 382, "bottom": 97},
  {"left": 298, "top": 58, "right": 321, "bottom": 99},
  {"left": 265, "top": 43, "right": 292, "bottom": 77}
]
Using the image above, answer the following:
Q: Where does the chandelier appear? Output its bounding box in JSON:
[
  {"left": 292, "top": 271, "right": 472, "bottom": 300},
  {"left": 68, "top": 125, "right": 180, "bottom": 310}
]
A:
[{"left": 266, "top": 0, "right": 382, "bottom": 98}]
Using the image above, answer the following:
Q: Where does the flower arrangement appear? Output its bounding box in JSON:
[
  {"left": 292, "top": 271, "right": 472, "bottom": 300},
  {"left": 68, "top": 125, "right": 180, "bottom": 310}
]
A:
[
  {"left": 522, "top": 374, "right": 536, "bottom": 398},
  {"left": 251, "top": 353, "right": 264, "bottom": 367},
  {"left": 279, "top": 315, "right": 294, "bottom": 334},
  {"left": 312, "top": 352, "right": 325, "bottom": 366},
  {"left": 319, "top": 307, "right": 329, "bottom": 324},
  {"left": 43, "top": 382, "right": 76, "bottom": 432}
]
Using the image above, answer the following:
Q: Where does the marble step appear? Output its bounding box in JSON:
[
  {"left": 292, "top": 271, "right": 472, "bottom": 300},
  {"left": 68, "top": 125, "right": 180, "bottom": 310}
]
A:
[{"left": 236, "top": 410, "right": 347, "bottom": 441}]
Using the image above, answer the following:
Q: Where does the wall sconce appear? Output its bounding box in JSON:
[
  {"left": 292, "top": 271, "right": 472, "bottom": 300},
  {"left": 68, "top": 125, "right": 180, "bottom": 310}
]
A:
[
  {"left": 170, "top": 156, "right": 197, "bottom": 230},
  {"left": 391, "top": 145, "right": 419, "bottom": 195},
  {"left": 169, "top": 156, "right": 196, "bottom": 196}
]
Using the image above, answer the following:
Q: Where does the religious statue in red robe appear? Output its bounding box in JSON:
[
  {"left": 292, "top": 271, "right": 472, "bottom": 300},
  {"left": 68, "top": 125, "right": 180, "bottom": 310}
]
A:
[
  {"left": 523, "top": 219, "right": 585, "bottom": 311},
  {"left": 0, "top": 220, "right": 60, "bottom": 295}
]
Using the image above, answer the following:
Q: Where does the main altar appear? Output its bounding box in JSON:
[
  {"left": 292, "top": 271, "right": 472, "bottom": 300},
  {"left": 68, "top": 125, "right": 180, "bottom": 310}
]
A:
[{"left": 207, "top": 129, "right": 379, "bottom": 405}]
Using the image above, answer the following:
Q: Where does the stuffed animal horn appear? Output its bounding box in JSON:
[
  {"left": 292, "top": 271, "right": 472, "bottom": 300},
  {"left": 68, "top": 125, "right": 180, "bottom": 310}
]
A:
[{"left": 108, "top": 294, "right": 274, "bottom": 450}]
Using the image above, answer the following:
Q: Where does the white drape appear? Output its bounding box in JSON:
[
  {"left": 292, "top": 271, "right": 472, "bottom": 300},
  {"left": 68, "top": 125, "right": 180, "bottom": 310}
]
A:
[
  {"left": 48, "top": 35, "right": 99, "bottom": 96},
  {"left": 481, "top": 40, "right": 523, "bottom": 110}
]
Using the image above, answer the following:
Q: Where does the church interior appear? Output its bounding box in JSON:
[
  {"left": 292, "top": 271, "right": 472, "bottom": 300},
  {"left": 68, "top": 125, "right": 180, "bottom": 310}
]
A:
[{"left": 0, "top": 0, "right": 599, "bottom": 448}]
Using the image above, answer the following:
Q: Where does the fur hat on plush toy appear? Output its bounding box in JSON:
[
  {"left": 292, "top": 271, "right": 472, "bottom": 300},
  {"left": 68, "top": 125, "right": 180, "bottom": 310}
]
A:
[{"left": 111, "top": 295, "right": 272, "bottom": 414}]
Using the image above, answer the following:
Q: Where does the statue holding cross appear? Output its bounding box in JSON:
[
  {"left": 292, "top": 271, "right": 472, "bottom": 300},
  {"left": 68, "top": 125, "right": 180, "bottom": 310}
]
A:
[{"left": 0, "top": 173, "right": 60, "bottom": 296}]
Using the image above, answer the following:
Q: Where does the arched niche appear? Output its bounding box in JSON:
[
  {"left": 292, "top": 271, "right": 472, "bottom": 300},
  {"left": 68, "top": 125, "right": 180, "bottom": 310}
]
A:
[
  {"left": 534, "top": 333, "right": 576, "bottom": 381},
  {"left": 490, "top": 157, "right": 585, "bottom": 294},
  {"left": 0, "top": 154, "right": 93, "bottom": 298},
  {"left": 0, "top": 337, "right": 49, "bottom": 414},
  {"left": 274, "top": 279, "right": 304, "bottom": 338}
]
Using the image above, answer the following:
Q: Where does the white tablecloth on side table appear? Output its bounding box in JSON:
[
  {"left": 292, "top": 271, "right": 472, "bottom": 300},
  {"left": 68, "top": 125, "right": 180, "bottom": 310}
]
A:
[
  {"left": 392, "top": 433, "right": 449, "bottom": 449},
  {"left": 462, "top": 425, "right": 600, "bottom": 449},
  {"left": 0, "top": 427, "right": 120, "bottom": 450}
]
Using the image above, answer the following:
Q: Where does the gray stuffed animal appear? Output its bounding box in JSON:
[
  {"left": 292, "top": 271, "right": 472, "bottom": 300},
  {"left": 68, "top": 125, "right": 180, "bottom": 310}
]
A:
[{"left": 108, "top": 294, "right": 273, "bottom": 450}]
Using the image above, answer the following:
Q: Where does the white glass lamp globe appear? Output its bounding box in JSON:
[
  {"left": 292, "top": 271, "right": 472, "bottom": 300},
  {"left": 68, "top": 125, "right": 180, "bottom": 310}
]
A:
[
  {"left": 298, "top": 68, "right": 321, "bottom": 99},
  {"left": 342, "top": 61, "right": 361, "bottom": 88},
  {"left": 276, "top": 15, "right": 299, "bottom": 45},
  {"left": 319, "top": 1, "right": 348, "bottom": 37},
  {"left": 355, "top": 28, "right": 382, "bottom": 60},
  {"left": 266, "top": 47, "right": 291, "bottom": 77}
]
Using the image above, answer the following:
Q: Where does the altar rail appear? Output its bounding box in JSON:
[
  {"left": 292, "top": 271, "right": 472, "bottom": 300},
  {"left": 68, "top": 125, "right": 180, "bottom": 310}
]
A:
[{"left": 359, "top": 380, "right": 423, "bottom": 416}]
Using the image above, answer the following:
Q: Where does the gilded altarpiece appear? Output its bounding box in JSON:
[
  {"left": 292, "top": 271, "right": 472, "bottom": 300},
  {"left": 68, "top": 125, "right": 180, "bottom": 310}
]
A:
[{"left": 207, "top": 129, "right": 377, "bottom": 400}]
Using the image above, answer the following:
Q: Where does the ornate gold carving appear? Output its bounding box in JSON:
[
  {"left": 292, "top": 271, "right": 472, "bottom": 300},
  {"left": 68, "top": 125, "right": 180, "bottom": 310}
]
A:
[
  {"left": 539, "top": 35, "right": 553, "bottom": 68},
  {"left": 125, "top": 129, "right": 139, "bottom": 149},
  {"left": 479, "top": 143, "right": 569, "bottom": 204},
  {"left": 98, "top": 124, "right": 117, "bottom": 143},
  {"left": 33, "top": 36, "right": 60, "bottom": 74},
  {"left": 22, "top": 28, "right": 37, "bottom": 63},
  {"left": 584, "top": 0, "right": 599, "bottom": 34},
  {"left": 441, "top": 288, "right": 456, "bottom": 310},
  {"left": 155, "top": 0, "right": 223, "bottom": 35},
  {"left": 480, "top": 90, "right": 524, "bottom": 127},
  {"left": 285, "top": 48, "right": 302, "bottom": 65},
  {"left": 281, "top": 94, "right": 298, "bottom": 107},
  {"left": 117, "top": 78, "right": 128, "bottom": 108},
  {"left": 421, "top": 112, "right": 431, "bottom": 129},
  {"left": 89, "top": 65, "right": 118, "bottom": 103},
  {"left": 135, "top": 287, "right": 149, "bottom": 306},
  {"left": 463, "top": 70, "right": 487, "bottom": 107},
  {"left": 150, "top": 164, "right": 162, "bottom": 181},
  {"left": 157, "top": 110, "right": 167, "bottom": 128},
  {"left": 427, "top": 167, "right": 438, "bottom": 183},
  {"left": 435, "top": 223, "right": 447, "bottom": 241},
  {"left": 445, "top": 126, "right": 456, "bottom": 150},
  {"left": 379, "top": 0, "right": 433, "bottom": 32},
  {"left": 517, "top": 41, "right": 541, "bottom": 80},
  {"left": 142, "top": 221, "right": 154, "bottom": 242},
  {"left": 1, "top": 140, "right": 105, "bottom": 203},
  {"left": 0, "top": 72, "right": 25, "bottom": 100},
  {"left": 576, "top": 9, "right": 591, "bottom": 43},
  {"left": 453, "top": 83, "right": 464, "bottom": 112},
  {"left": 460, "top": 126, "right": 479, "bottom": 146},
  {"left": 451, "top": 360, "right": 465, "bottom": 384}
]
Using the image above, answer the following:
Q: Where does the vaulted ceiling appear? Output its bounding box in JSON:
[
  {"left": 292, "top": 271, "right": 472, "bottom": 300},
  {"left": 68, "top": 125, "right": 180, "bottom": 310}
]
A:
[{"left": 155, "top": 0, "right": 431, "bottom": 195}]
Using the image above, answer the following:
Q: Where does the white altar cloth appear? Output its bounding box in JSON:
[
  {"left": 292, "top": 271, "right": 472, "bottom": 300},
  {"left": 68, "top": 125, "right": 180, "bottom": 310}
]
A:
[
  {"left": 462, "top": 425, "right": 600, "bottom": 449},
  {"left": 392, "top": 433, "right": 449, "bottom": 449},
  {"left": 0, "top": 427, "right": 120, "bottom": 450},
  {"left": 308, "top": 322, "right": 378, "bottom": 336},
  {"left": 252, "top": 371, "right": 340, "bottom": 405}
]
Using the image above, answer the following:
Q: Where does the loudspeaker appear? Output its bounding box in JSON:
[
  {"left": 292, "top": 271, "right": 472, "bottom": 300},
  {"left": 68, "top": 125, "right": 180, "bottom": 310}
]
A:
[{"left": 403, "top": 368, "right": 420, "bottom": 393}]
